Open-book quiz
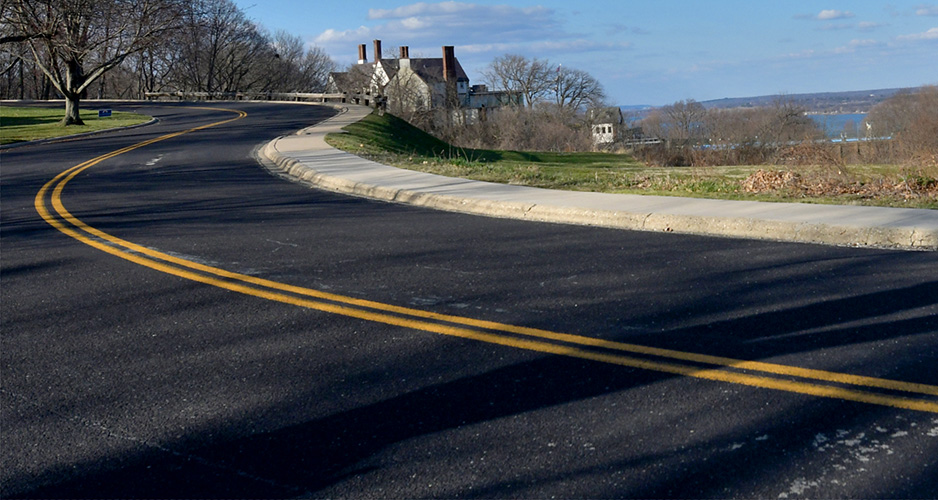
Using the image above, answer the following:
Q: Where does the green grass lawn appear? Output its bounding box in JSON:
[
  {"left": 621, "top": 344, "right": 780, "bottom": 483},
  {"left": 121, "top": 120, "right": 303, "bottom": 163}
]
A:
[
  {"left": 0, "top": 105, "right": 151, "bottom": 145},
  {"left": 326, "top": 111, "right": 648, "bottom": 191},
  {"left": 325, "top": 111, "right": 936, "bottom": 209}
]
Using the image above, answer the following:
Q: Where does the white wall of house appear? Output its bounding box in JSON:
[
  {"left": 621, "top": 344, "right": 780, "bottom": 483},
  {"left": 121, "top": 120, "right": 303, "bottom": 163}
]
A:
[
  {"left": 372, "top": 62, "right": 392, "bottom": 92},
  {"left": 386, "top": 68, "right": 433, "bottom": 113},
  {"left": 592, "top": 123, "right": 617, "bottom": 144}
]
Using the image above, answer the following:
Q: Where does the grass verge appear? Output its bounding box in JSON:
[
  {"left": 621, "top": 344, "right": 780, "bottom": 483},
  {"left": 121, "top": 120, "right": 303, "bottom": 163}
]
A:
[
  {"left": 325, "top": 111, "right": 936, "bottom": 209},
  {"left": 0, "top": 105, "right": 151, "bottom": 145}
]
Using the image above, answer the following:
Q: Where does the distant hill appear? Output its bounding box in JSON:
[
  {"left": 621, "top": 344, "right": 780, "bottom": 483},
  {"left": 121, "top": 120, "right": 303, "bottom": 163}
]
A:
[
  {"left": 620, "top": 87, "right": 920, "bottom": 115},
  {"left": 698, "top": 88, "right": 914, "bottom": 113}
]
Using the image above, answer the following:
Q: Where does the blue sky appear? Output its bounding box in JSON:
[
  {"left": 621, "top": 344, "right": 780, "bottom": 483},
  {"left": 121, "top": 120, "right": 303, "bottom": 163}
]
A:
[{"left": 233, "top": 1, "right": 938, "bottom": 106}]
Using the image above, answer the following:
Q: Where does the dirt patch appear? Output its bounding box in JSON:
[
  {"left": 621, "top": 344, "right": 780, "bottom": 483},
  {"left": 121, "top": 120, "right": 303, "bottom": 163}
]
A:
[
  {"left": 740, "top": 170, "right": 802, "bottom": 192},
  {"left": 772, "top": 142, "right": 845, "bottom": 169},
  {"left": 741, "top": 168, "right": 938, "bottom": 202}
]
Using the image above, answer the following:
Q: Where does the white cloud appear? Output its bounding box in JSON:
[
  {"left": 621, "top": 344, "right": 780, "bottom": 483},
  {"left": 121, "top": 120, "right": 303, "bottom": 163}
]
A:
[
  {"left": 368, "top": 1, "right": 478, "bottom": 19},
  {"left": 365, "top": 1, "right": 557, "bottom": 34},
  {"left": 315, "top": 26, "right": 373, "bottom": 44},
  {"left": 817, "top": 9, "right": 855, "bottom": 20},
  {"left": 820, "top": 23, "right": 855, "bottom": 31},
  {"left": 850, "top": 39, "right": 879, "bottom": 47},
  {"left": 316, "top": 2, "right": 561, "bottom": 49},
  {"left": 916, "top": 5, "right": 938, "bottom": 16},
  {"left": 605, "top": 23, "right": 651, "bottom": 36},
  {"left": 857, "top": 21, "right": 886, "bottom": 31},
  {"left": 898, "top": 27, "right": 938, "bottom": 40},
  {"left": 834, "top": 39, "right": 880, "bottom": 53},
  {"left": 779, "top": 49, "right": 817, "bottom": 60},
  {"left": 459, "top": 39, "right": 631, "bottom": 57},
  {"left": 315, "top": 0, "right": 619, "bottom": 70},
  {"left": 400, "top": 17, "right": 430, "bottom": 30},
  {"left": 367, "top": 2, "right": 553, "bottom": 20}
]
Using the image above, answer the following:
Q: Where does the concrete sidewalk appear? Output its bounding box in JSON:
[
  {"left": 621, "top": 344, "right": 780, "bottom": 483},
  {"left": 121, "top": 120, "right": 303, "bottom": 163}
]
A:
[{"left": 260, "top": 104, "right": 938, "bottom": 251}]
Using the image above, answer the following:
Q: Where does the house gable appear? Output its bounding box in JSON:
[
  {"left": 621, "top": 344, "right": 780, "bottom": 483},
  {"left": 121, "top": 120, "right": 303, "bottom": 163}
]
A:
[{"left": 588, "top": 107, "right": 626, "bottom": 146}]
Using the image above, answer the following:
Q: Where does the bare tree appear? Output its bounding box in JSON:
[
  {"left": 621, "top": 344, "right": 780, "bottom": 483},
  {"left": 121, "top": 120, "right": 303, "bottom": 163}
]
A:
[
  {"left": 639, "top": 99, "right": 707, "bottom": 147},
  {"left": 0, "top": 0, "right": 43, "bottom": 45},
  {"left": 867, "top": 85, "right": 938, "bottom": 163},
  {"left": 0, "top": 0, "right": 35, "bottom": 98},
  {"left": 339, "top": 62, "right": 374, "bottom": 95},
  {"left": 761, "top": 95, "right": 821, "bottom": 144},
  {"left": 262, "top": 29, "right": 306, "bottom": 91},
  {"left": 865, "top": 90, "right": 916, "bottom": 138},
  {"left": 664, "top": 99, "right": 707, "bottom": 143},
  {"left": 701, "top": 107, "right": 773, "bottom": 163},
  {"left": 300, "top": 46, "right": 336, "bottom": 92},
  {"left": 172, "top": 0, "right": 270, "bottom": 94},
  {"left": 482, "top": 54, "right": 552, "bottom": 108},
  {"left": 2, "top": 0, "right": 333, "bottom": 99},
  {"left": 126, "top": 34, "right": 179, "bottom": 96},
  {"left": 638, "top": 95, "right": 828, "bottom": 166},
  {"left": 551, "top": 65, "right": 605, "bottom": 113},
  {"left": 264, "top": 35, "right": 336, "bottom": 92},
  {"left": 6, "top": 0, "right": 183, "bottom": 124}
]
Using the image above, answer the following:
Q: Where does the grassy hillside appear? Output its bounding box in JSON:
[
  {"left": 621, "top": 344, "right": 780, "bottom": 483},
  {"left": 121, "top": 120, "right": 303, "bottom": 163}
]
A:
[
  {"left": 329, "top": 110, "right": 638, "bottom": 164},
  {"left": 324, "top": 111, "right": 650, "bottom": 191},
  {"left": 324, "top": 110, "right": 935, "bottom": 208}
]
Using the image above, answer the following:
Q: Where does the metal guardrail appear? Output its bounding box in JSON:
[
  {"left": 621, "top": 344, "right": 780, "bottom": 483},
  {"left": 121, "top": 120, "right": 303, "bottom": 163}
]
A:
[
  {"left": 143, "top": 91, "right": 350, "bottom": 102},
  {"left": 622, "top": 138, "right": 663, "bottom": 146}
]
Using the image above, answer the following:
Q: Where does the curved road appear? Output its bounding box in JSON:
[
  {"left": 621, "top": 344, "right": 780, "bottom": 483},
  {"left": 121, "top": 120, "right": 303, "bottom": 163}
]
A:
[{"left": 2, "top": 102, "right": 938, "bottom": 498}]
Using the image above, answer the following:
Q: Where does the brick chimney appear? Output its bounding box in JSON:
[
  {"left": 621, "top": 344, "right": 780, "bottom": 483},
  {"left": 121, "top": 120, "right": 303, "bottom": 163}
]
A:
[
  {"left": 373, "top": 39, "right": 382, "bottom": 61},
  {"left": 399, "top": 46, "right": 410, "bottom": 69},
  {"left": 442, "top": 46, "right": 458, "bottom": 107},
  {"left": 442, "top": 46, "right": 456, "bottom": 82},
  {"left": 357, "top": 44, "right": 367, "bottom": 64}
]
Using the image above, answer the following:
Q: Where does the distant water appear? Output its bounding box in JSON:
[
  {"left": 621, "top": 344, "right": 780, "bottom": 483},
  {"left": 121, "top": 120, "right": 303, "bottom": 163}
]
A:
[{"left": 809, "top": 113, "right": 868, "bottom": 138}]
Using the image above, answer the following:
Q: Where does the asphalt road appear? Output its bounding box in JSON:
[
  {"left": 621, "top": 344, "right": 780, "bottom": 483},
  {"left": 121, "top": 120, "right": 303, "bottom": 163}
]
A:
[{"left": 2, "top": 102, "right": 937, "bottom": 498}]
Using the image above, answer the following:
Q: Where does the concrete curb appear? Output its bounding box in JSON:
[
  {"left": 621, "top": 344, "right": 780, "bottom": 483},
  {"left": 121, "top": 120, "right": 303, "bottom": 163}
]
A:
[{"left": 259, "top": 106, "right": 938, "bottom": 251}]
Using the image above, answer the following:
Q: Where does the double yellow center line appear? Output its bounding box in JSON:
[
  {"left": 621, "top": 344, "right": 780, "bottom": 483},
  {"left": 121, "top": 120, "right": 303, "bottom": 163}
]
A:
[{"left": 34, "top": 107, "right": 938, "bottom": 414}]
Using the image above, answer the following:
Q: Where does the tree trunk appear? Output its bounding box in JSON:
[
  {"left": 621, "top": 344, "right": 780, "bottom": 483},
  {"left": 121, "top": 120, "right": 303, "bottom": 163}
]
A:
[
  {"left": 61, "top": 60, "right": 85, "bottom": 126},
  {"left": 62, "top": 93, "right": 84, "bottom": 126}
]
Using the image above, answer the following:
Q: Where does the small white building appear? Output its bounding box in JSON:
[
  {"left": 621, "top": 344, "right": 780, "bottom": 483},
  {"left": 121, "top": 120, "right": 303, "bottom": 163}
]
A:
[{"left": 588, "top": 107, "right": 625, "bottom": 147}]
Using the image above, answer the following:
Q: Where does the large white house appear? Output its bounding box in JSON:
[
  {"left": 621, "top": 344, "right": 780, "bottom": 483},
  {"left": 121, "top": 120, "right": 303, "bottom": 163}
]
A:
[{"left": 328, "top": 40, "right": 520, "bottom": 114}]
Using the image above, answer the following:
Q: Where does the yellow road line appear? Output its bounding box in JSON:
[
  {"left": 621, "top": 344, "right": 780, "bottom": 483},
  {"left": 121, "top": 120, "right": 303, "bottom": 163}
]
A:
[{"left": 34, "top": 106, "right": 938, "bottom": 414}]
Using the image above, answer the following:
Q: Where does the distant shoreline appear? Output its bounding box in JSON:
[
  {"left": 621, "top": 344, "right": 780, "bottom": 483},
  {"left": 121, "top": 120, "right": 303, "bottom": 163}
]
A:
[{"left": 621, "top": 86, "right": 919, "bottom": 114}]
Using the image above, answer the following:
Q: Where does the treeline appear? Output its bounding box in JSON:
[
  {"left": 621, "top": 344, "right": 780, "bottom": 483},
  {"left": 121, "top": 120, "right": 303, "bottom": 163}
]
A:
[
  {"left": 635, "top": 97, "right": 825, "bottom": 166},
  {"left": 401, "top": 53, "right": 608, "bottom": 153},
  {"left": 864, "top": 85, "right": 938, "bottom": 165},
  {"left": 632, "top": 86, "right": 938, "bottom": 167},
  {"left": 441, "top": 105, "right": 596, "bottom": 153},
  {"left": 0, "top": 0, "right": 336, "bottom": 102}
]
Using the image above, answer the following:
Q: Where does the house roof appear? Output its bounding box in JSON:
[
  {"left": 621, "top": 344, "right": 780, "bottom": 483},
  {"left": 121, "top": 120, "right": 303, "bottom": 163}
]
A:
[
  {"left": 327, "top": 71, "right": 353, "bottom": 88},
  {"left": 328, "top": 64, "right": 377, "bottom": 90},
  {"left": 398, "top": 57, "right": 469, "bottom": 83},
  {"left": 588, "top": 107, "right": 624, "bottom": 124},
  {"left": 375, "top": 57, "right": 470, "bottom": 86},
  {"left": 330, "top": 51, "right": 471, "bottom": 94}
]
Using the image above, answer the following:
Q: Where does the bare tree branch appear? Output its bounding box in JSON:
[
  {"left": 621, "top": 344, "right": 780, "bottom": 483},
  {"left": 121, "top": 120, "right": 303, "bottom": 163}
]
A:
[{"left": 8, "top": 0, "right": 184, "bottom": 124}]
